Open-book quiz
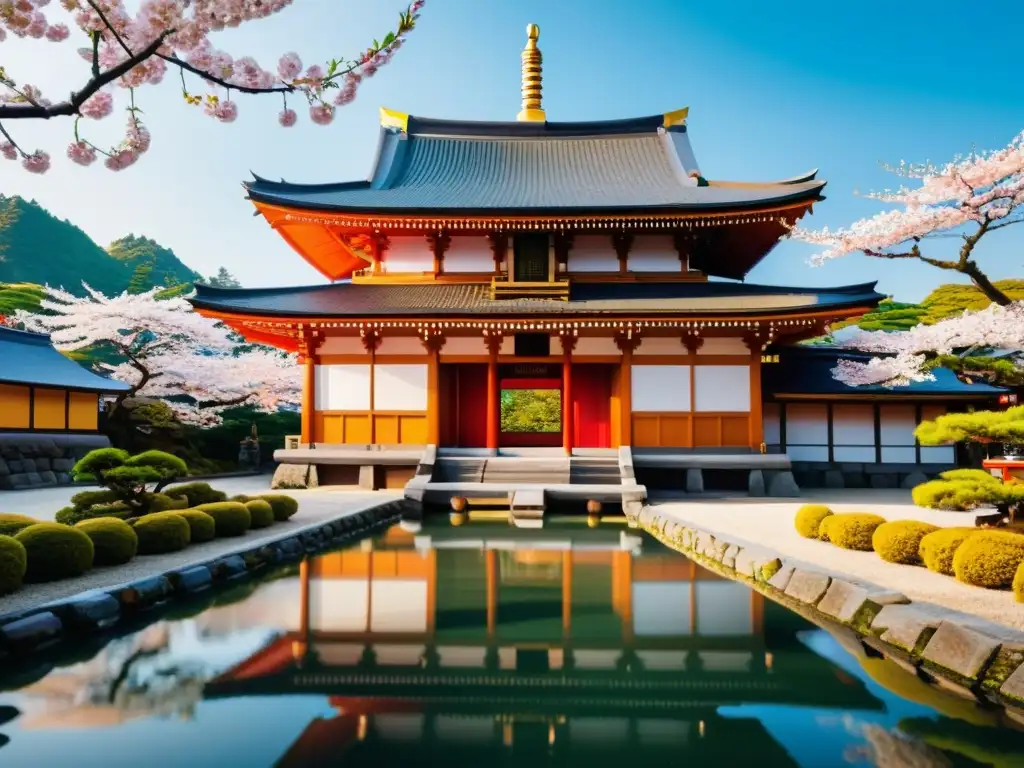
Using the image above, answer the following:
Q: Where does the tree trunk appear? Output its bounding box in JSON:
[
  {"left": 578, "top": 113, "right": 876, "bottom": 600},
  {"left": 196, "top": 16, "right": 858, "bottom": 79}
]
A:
[{"left": 961, "top": 260, "right": 1012, "bottom": 306}]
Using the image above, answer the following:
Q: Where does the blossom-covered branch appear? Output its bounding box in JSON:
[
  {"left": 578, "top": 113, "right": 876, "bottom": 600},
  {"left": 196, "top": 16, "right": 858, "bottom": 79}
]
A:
[
  {"left": 790, "top": 131, "right": 1024, "bottom": 305},
  {"left": 0, "top": 0, "right": 426, "bottom": 173}
]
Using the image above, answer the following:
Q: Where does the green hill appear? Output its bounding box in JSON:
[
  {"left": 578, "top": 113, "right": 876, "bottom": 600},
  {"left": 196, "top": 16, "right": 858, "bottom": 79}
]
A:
[{"left": 0, "top": 195, "right": 198, "bottom": 296}]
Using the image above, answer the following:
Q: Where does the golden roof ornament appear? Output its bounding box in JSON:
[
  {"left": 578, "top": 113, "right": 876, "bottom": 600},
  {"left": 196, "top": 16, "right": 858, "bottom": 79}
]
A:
[{"left": 516, "top": 23, "right": 546, "bottom": 122}]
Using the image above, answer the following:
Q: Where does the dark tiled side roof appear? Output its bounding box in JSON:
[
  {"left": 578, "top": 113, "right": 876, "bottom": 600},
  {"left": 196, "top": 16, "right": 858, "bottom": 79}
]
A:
[
  {"left": 190, "top": 281, "right": 885, "bottom": 319},
  {"left": 0, "top": 327, "right": 130, "bottom": 392}
]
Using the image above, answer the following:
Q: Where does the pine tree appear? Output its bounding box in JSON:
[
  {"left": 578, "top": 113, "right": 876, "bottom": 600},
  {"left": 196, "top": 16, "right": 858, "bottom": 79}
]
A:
[
  {"left": 204, "top": 266, "right": 241, "bottom": 288},
  {"left": 127, "top": 259, "right": 155, "bottom": 294}
]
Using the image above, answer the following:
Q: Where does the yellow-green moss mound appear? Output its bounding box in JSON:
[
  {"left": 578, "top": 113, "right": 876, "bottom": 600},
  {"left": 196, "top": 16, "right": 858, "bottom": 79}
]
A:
[
  {"left": 952, "top": 529, "right": 1024, "bottom": 588},
  {"left": 872, "top": 520, "right": 941, "bottom": 565},
  {"left": 0, "top": 513, "right": 40, "bottom": 537},
  {"left": 818, "top": 515, "right": 837, "bottom": 542},
  {"left": 1014, "top": 560, "right": 1024, "bottom": 603},
  {"left": 194, "top": 502, "right": 251, "bottom": 537},
  {"left": 74, "top": 517, "right": 138, "bottom": 566},
  {"left": 132, "top": 514, "right": 191, "bottom": 555},
  {"left": 0, "top": 536, "right": 27, "bottom": 595},
  {"left": 794, "top": 505, "right": 833, "bottom": 539},
  {"left": 14, "top": 523, "right": 94, "bottom": 582},
  {"left": 171, "top": 509, "right": 217, "bottom": 543},
  {"left": 918, "top": 527, "right": 977, "bottom": 576},
  {"left": 826, "top": 513, "right": 887, "bottom": 551},
  {"left": 162, "top": 481, "right": 227, "bottom": 507},
  {"left": 244, "top": 499, "right": 275, "bottom": 529},
  {"left": 260, "top": 494, "right": 299, "bottom": 522}
]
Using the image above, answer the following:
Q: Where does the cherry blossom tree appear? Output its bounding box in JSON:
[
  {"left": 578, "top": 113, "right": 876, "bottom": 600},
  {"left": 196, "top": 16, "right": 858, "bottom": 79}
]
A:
[
  {"left": 0, "top": 0, "right": 425, "bottom": 173},
  {"left": 13, "top": 283, "right": 301, "bottom": 425},
  {"left": 790, "top": 131, "right": 1024, "bottom": 306},
  {"left": 831, "top": 300, "right": 1024, "bottom": 387}
]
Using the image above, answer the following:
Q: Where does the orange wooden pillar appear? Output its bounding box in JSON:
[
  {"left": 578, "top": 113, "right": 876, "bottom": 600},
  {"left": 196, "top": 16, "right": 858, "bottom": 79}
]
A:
[
  {"left": 616, "top": 334, "right": 636, "bottom": 445},
  {"left": 425, "top": 345, "right": 441, "bottom": 445},
  {"left": 294, "top": 556, "right": 311, "bottom": 662},
  {"left": 746, "top": 336, "right": 764, "bottom": 450},
  {"left": 485, "top": 549, "right": 498, "bottom": 635},
  {"left": 561, "top": 551, "right": 573, "bottom": 635},
  {"left": 485, "top": 334, "right": 501, "bottom": 451},
  {"left": 301, "top": 356, "right": 315, "bottom": 445}
]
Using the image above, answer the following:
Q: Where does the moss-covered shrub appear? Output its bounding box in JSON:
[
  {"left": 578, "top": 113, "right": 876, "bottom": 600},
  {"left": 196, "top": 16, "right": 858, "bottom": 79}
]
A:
[
  {"left": 163, "top": 482, "right": 227, "bottom": 507},
  {"left": 872, "top": 520, "right": 941, "bottom": 565},
  {"left": 1015, "top": 560, "right": 1024, "bottom": 603},
  {"left": 74, "top": 517, "right": 138, "bottom": 566},
  {"left": 142, "top": 493, "right": 189, "bottom": 513},
  {"left": 0, "top": 536, "right": 27, "bottom": 595},
  {"left": 952, "top": 530, "right": 1024, "bottom": 588},
  {"left": 194, "top": 502, "right": 251, "bottom": 537},
  {"left": 69, "top": 489, "right": 120, "bottom": 509},
  {"left": 818, "top": 515, "right": 837, "bottom": 542},
  {"left": 260, "top": 494, "right": 299, "bottom": 522},
  {"left": 230, "top": 494, "right": 252, "bottom": 503},
  {"left": 132, "top": 514, "right": 191, "bottom": 555},
  {"left": 0, "top": 513, "right": 40, "bottom": 537},
  {"left": 794, "top": 505, "right": 833, "bottom": 539},
  {"left": 826, "top": 513, "right": 887, "bottom": 551},
  {"left": 912, "top": 468, "right": 1024, "bottom": 519},
  {"left": 919, "top": 527, "right": 977, "bottom": 575},
  {"left": 148, "top": 509, "right": 216, "bottom": 543},
  {"left": 244, "top": 499, "right": 275, "bottom": 529},
  {"left": 55, "top": 502, "right": 133, "bottom": 526},
  {"left": 14, "top": 523, "right": 94, "bottom": 582}
]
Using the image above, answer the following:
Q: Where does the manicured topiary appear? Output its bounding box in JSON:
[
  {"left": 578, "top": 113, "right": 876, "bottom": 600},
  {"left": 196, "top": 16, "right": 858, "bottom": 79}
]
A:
[
  {"left": 74, "top": 517, "right": 138, "bottom": 566},
  {"left": 14, "top": 523, "right": 95, "bottom": 582},
  {"left": 142, "top": 492, "right": 190, "bottom": 513},
  {"left": 871, "top": 520, "right": 941, "bottom": 565},
  {"left": 0, "top": 514, "right": 39, "bottom": 537},
  {"left": 163, "top": 482, "right": 227, "bottom": 507},
  {"left": 794, "top": 505, "right": 833, "bottom": 539},
  {"left": 1015, "top": 560, "right": 1024, "bottom": 603},
  {"left": 194, "top": 502, "right": 251, "bottom": 537},
  {"left": 825, "top": 513, "right": 887, "bottom": 551},
  {"left": 55, "top": 502, "right": 133, "bottom": 526},
  {"left": 952, "top": 530, "right": 1024, "bottom": 589},
  {"left": 0, "top": 536, "right": 27, "bottom": 595},
  {"left": 132, "top": 514, "right": 191, "bottom": 555},
  {"left": 231, "top": 494, "right": 252, "bottom": 503},
  {"left": 69, "top": 489, "right": 120, "bottom": 509},
  {"left": 148, "top": 509, "right": 216, "bottom": 543},
  {"left": 912, "top": 468, "right": 1024, "bottom": 522},
  {"left": 244, "top": 499, "right": 274, "bottom": 529},
  {"left": 919, "top": 527, "right": 979, "bottom": 575},
  {"left": 818, "top": 515, "right": 837, "bottom": 542},
  {"left": 260, "top": 494, "right": 299, "bottom": 522}
]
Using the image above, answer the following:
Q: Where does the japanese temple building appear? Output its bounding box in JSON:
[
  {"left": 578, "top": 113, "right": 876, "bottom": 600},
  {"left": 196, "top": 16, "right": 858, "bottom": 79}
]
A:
[{"left": 190, "top": 25, "right": 1003, "bottom": 499}]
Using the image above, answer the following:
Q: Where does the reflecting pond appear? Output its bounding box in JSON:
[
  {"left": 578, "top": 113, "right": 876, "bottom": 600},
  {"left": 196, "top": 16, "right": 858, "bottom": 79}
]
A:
[{"left": 0, "top": 517, "right": 1022, "bottom": 767}]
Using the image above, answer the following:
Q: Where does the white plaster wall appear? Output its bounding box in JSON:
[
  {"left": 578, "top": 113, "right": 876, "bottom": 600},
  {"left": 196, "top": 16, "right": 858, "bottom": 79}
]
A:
[
  {"left": 636, "top": 337, "right": 685, "bottom": 356},
  {"left": 567, "top": 234, "right": 619, "bottom": 273},
  {"left": 632, "top": 582, "right": 691, "bottom": 636},
  {"left": 440, "top": 337, "right": 487, "bottom": 356},
  {"left": 832, "top": 403, "right": 876, "bottom": 462},
  {"left": 921, "top": 446, "right": 956, "bottom": 463},
  {"left": 881, "top": 404, "right": 917, "bottom": 464},
  {"left": 693, "top": 365, "right": 750, "bottom": 412},
  {"left": 315, "top": 364, "right": 371, "bottom": 410},
  {"left": 763, "top": 402, "right": 781, "bottom": 444},
  {"left": 631, "top": 365, "right": 691, "bottom": 412},
  {"left": 443, "top": 236, "right": 493, "bottom": 273},
  {"left": 627, "top": 235, "right": 679, "bottom": 272},
  {"left": 635, "top": 651, "right": 688, "bottom": 671},
  {"left": 318, "top": 336, "right": 366, "bottom": 355},
  {"left": 437, "top": 646, "right": 488, "bottom": 667},
  {"left": 374, "top": 364, "right": 428, "bottom": 410},
  {"left": 310, "top": 580, "right": 368, "bottom": 631},
  {"left": 695, "top": 582, "right": 753, "bottom": 636},
  {"left": 381, "top": 235, "right": 433, "bottom": 273},
  {"left": 786, "top": 403, "right": 828, "bottom": 461},
  {"left": 370, "top": 580, "right": 428, "bottom": 632},
  {"left": 572, "top": 336, "right": 621, "bottom": 356},
  {"left": 375, "top": 644, "right": 428, "bottom": 665},
  {"left": 376, "top": 336, "right": 427, "bottom": 356},
  {"left": 696, "top": 337, "right": 749, "bottom": 355}
]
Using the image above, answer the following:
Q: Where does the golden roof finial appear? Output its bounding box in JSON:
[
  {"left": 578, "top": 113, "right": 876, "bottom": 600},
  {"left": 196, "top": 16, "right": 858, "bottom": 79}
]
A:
[{"left": 517, "top": 23, "right": 545, "bottom": 122}]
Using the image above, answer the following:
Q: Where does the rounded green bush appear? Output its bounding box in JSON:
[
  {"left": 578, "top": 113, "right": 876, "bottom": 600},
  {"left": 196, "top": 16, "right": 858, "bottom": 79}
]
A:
[
  {"left": 245, "top": 499, "right": 275, "bottom": 529},
  {"left": 260, "top": 494, "right": 299, "bottom": 522},
  {"left": 194, "top": 502, "right": 251, "bottom": 537},
  {"left": 14, "top": 523, "right": 95, "bottom": 582},
  {"left": 818, "top": 515, "right": 837, "bottom": 542},
  {"left": 952, "top": 530, "right": 1024, "bottom": 589},
  {"left": 0, "top": 536, "right": 27, "bottom": 595},
  {"left": 871, "top": 520, "right": 941, "bottom": 565},
  {"left": 132, "top": 514, "right": 191, "bottom": 555},
  {"left": 148, "top": 509, "right": 216, "bottom": 543},
  {"left": 826, "top": 513, "right": 887, "bottom": 551},
  {"left": 69, "top": 489, "right": 120, "bottom": 509},
  {"left": 74, "top": 517, "right": 138, "bottom": 566},
  {"left": 0, "top": 513, "right": 40, "bottom": 537},
  {"left": 794, "top": 505, "right": 833, "bottom": 539},
  {"left": 230, "top": 494, "right": 252, "bottom": 503},
  {"left": 163, "top": 482, "right": 227, "bottom": 507},
  {"left": 919, "top": 527, "right": 978, "bottom": 575},
  {"left": 56, "top": 502, "right": 133, "bottom": 526},
  {"left": 143, "top": 493, "right": 189, "bottom": 513}
]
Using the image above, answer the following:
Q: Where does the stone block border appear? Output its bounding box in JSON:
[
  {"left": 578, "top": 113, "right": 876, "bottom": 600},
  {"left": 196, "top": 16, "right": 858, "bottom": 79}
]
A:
[
  {"left": 0, "top": 498, "right": 413, "bottom": 661},
  {"left": 632, "top": 506, "right": 1024, "bottom": 717}
]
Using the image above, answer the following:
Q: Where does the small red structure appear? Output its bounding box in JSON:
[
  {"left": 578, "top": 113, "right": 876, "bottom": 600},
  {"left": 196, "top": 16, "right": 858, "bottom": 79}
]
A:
[{"left": 982, "top": 457, "right": 1024, "bottom": 483}]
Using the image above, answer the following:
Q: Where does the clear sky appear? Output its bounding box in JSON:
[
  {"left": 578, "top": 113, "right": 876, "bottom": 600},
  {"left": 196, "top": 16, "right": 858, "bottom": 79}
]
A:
[{"left": 3, "top": 0, "right": 1022, "bottom": 301}]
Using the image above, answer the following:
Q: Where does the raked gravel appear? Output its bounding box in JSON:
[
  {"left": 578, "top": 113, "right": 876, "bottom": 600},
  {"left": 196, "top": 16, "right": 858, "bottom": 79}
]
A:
[{"left": 649, "top": 489, "right": 1024, "bottom": 633}]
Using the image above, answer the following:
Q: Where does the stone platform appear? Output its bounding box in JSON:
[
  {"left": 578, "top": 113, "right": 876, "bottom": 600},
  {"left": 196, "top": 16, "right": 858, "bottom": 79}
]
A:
[
  {"left": 632, "top": 449, "right": 800, "bottom": 497},
  {"left": 0, "top": 432, "right": 113, "bottom": 490}
]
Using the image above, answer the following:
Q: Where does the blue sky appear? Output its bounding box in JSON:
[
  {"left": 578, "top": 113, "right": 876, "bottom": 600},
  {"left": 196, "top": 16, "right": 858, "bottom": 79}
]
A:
[{"left": 3, "top": 0, "right": 1022, "bottom": 301}]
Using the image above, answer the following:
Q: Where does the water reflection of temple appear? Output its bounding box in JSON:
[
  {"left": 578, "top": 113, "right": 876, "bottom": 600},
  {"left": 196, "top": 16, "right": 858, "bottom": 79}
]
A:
[{"left": 205, "top": 524, "right": 882, "bottom": 765}]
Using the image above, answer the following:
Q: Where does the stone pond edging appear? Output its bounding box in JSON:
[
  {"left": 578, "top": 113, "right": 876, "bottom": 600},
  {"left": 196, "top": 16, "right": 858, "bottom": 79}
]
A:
[
  {"left": 0, "top": 498, "right": 415, "bottom": 659},
  {"left": 632, "top": 505, "right": 1024, "bottom": 720}
]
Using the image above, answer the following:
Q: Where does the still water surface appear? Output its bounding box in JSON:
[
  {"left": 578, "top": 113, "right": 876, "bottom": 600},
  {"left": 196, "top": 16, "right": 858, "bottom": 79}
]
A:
[{"left": 0, "top": 519, "right": 1021, "bottom": 767}]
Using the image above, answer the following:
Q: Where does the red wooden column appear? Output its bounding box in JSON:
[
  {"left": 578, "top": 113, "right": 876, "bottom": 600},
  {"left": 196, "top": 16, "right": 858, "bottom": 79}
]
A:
[
  {"left": 561, "top": 333, "right": 577, "bottom": 454},
  {"left": 485, "top": 332, "right": 502, "bottom": 451}
]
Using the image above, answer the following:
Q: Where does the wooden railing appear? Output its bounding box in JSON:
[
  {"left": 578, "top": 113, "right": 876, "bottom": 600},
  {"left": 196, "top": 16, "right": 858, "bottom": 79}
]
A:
[{"left": 490, "top": 275, "right": 570, "bottom": 301}]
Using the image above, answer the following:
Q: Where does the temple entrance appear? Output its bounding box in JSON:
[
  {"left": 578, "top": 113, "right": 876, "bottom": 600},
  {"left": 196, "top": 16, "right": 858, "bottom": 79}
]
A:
[
  {"left": 500, "top": 363, "right": 562, "bottom": 448},
  {"left": 572, "top": 363, "right": 614, "bottom": 448},
  {"left": 439, "top": 363, "right": 488, "bottom": 447},
  {"left": 512, "top": 233, "right": 550, "bottom": 282}
]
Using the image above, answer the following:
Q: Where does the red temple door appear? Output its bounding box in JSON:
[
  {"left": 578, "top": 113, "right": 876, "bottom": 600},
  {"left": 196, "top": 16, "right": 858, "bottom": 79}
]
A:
[
  {"left": 439, "top": 364, "right": 489, "bottom": 447},
  {"left": 572, "top": 364, "right": 612, "bottom": 448}
]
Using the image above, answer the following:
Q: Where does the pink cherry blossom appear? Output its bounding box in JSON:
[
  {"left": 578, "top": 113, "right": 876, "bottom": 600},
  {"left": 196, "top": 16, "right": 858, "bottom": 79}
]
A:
[
  {"left": 44, "top": 22, "right": 68, "bottom": 41},
  {"left": 309, "top": 103, "right": 334, "bottom": 125},
  {"left": 277, "top": 52, "right": 302, "bottom": 81},
  {"left": 278, "top": 108, "right": 297, "bottom": 127},
  {"left": 21, "top": 150, "right": 50, "bottom": 174},
  {"left": 104, "top": 149, "right": 139, "bottom": 171},
  {"left": 204, "top": 99, "right": 238, "bottom": 122},
  {"left": 80, "top": 91, "right": 114, "bottom": 119},
  {"left": 66, "top": 141, "right": 98, "bottom": 166},
  {"left": 0, "top": 143, "right": 16, "bottom": 161}
]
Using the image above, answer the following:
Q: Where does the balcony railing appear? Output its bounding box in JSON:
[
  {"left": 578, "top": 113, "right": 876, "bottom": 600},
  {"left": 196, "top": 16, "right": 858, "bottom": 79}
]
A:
[{"left": 490, "top": 275, "right": 570, "bottom": 301}]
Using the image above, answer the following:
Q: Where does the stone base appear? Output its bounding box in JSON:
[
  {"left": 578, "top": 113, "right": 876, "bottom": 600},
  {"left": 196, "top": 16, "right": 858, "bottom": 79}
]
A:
[
  {"left": 792, "top": 462, "right": 952, "bottom": 490},
  {"left": 271, "top": 463, "right": 319, "bottom": 490},
  {"left": 0, "top": 433, "right": 112, "bottom": 490}
]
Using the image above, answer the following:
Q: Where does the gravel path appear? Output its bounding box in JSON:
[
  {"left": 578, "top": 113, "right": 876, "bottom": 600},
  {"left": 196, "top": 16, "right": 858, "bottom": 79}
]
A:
[
  {"left": 649, "top": 489, "right": 1024, "bottom": 633},
  {"left": 0, "top": 487, "right": 400, "bottom": 617}
]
